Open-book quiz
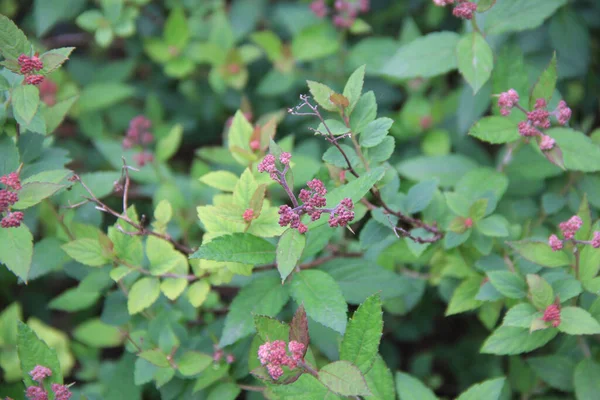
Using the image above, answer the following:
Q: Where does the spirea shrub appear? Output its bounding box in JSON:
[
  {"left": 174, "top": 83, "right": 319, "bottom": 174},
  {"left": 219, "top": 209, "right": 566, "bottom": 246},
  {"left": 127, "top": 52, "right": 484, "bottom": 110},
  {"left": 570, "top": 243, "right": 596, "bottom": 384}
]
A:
[{"left": 0, "top": 1, "right": 599, "bottom": 399}]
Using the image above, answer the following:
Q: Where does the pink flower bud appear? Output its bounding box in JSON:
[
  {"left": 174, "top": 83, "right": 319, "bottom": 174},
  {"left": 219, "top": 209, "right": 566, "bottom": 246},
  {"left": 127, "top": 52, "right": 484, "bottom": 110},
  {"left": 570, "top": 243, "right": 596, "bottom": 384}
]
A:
[
  {"left": 226, "top": 354, "right": 235, "bottom": 364},
  {"left": 29, "top": 365, "right": 52, "bottom": 382},
  {"left": 250, "top": 139, "right": 260, "bottom": 151},
  {"left": 542, "top": 304, "right": 561, "bottom": 327},
  {"left": 518, "top": 121, "right": 539, "bottom": 137},
  {"left": 51, "top": 384, "right": 72, "bottom": 400},
  {"left": 554, "top": 100, "right": 572, "bottom": 125},
  {"left": 548, "top": 234, "right": 563, "bottom": 251},
  {"left": 257, "top": 154, "right": 277, "bottom": 174},
  {"left": 1, "top": 211, "right": 24, "bottom": 228},
  {"left": 592, "top": 232, "right": 600, "bottom": 249},
  {"left": 539, "top": 135, "right": 555, "bottom": 151},
  {"left": 279, "top": 152, "right": 292, "bottom": 165},
  {"left": 309, "top": 0, "right": 328, "bottom": 18},
  {"left": 25, "top": 386, "right": 48, "bottom": 400},
  {"left": 243, "top": 208, "right": 254, "bottom": 222},
  {"left": 25, "top": 75, "right": 44, "bottom": 85},
  {"left": 464, "top": 217, "right": 473, "bottom": 228},
  {"left": 559, "top": 215, "right": 582, "bottom": 240},
  {"left": 0, "top": 172, "right": 22, "bottom": 190},
  {"left": 298, "top": 223, "right": 308, "bottom": 234},
  {"left": 452, "top": 1, "right": 477, "bottom": 19},
  {"left": 433, "top": 0, "right": 454, "bottom": 5}
]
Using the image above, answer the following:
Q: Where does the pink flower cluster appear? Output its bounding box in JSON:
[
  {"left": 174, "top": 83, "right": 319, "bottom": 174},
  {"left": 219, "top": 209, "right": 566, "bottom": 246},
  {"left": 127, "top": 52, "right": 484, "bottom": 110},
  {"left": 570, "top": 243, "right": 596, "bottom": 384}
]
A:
[
  {"left": 212, "top": 344, "right": 236, "bottom": 364},
  {"left": 542, "top": 304, "right": 561, "bottom": 328},
  {"left": 123, "top": 115, "right": 154, "bottom": 166},
  {"left": 257, "top": 340, "right": 305, "bottom": 380},
  {"left": 0, "top": 171, "right": 24, "bottom": 229},
  {"left": 433, "top": 0, "right": 477, "bottom": 20},
  {"left": 258, "top": 154, "right": 279, "bottom": 181},
  {"left": 328, "top": 197, "right": 355, "bottom": 228},
  {"left": 548, "top": 215, "right": 600, "bottom": 251},
  {"left": 25, "top": 365, "right": 72, "bottom": 400},
  {"left": 497, "top": 89, "right": 572, "bottom": 152},
  {"left": 310, "top": 0, "right": 370, "bottom": 28},
  {"left": 299, "top": 179, "right": 327, "bottom": 221},
  {"left": 18, "top": 54, "right": 45, "bottom": 85},
  {"left": 243, "top": 208, "right": 255, "bottom": 222}
]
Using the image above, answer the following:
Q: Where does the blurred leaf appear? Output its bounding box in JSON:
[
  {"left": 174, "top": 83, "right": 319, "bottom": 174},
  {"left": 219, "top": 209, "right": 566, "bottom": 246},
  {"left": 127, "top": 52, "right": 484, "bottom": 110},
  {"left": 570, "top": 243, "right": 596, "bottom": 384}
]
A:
[
  {"left": 396, "top": 372, "right": 438, "bottom": 400},
  {"left": 319, "top": 361, "right": 371, "bottom": 396},
  {"left": 292, "top": 23, "right": 339, "bottom": 62},
  {"left": 529, "top": 53, "right": 557, "bottom": 109},
  {"left": 0, "top": 14, "right": 31, "bottom": 60},
  {"left": 73, "top": 318, "right": 122, "bottom": 347},
  {"left": 456, "top": 378, "right": 505, "bottom": 400},
  {"left": 17, "top": 322, "right": 63, "bottom": 387},
  {"left": 156, "top": 124, "right": 183, "bottom": 162},
  {"left": 574, "top": 359, "right": 600, "bottom": 400},
  {"left": 484, "top": 0, "right": 567, "bottom": 35},
  {"left": 469, "top": 116, "right": 519, "bottom": 144},
  {"left": 557, "top": 307, "right": 600, "bottom": 335},
  {"left": 0, "top": 225, "right": 33, "bottom": 282},
  {"left": 276, "top": 228, "right": 306, "bottom": 281},
  {"left": 128, "top": 277, "right": 161, "bottom": 315},
  {"left": 164, "top": 7, "right": 189, "bottom": 50},
  {"left": 456, "top": 32, "right": 494, "bottom": 94}
]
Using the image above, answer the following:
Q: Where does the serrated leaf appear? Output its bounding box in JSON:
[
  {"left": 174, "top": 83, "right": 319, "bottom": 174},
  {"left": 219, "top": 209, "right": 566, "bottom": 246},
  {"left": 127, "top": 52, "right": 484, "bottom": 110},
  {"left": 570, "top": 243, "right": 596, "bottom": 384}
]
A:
[
  {"left": 276, "top": 228, "right": 306, "bottom": 281},
  {"left": 62, "top": 238, "right": 110, "bottom": 267},
  {"left": 396, "top": 372, "right": 438, "bottom": 400},
  {"left": 0, "top": 14, "right": 31, "bottom": 60},
  {"left": 527, "top": 355, "right": 575, "bottom": 391},
  {"left": 343, "top": 65, "right": 365, "bottom": 114},
  {"left": 12, "top": 182, "right": 64, "bottom": 210},
  {"left": 191, "top": 233, "right": 276, "bottom": 265},
  {"left": 484, "top": 0, "right": 567, "bottom": 35},
  {"left": 307, "top": 80, "right": 337, "bottom": 112},
  {"left": 187, "top": 280, "right": 210, "bottom": 308},
  {"left": 270, "top": 373, "right": 340, "bottom": 399},
  {"left": 557, "top": 307, "right": 600, "bottom": 335},
  {"left": 507, "top": 240, "right": 571, "bottom": 268},
  {"left": 156, "top": 124, "right": 183, "bottom": 162},
  {"left": 73, "top": 318, "right": 122, "bottom": 348},
  {"left": 365, "top": 355, "right": 396, "bottom": 400},
  {"left": 456, "top": 377, "right": 505, "bottom": 400},
  {"left": 219, "top": 275, "right": 289, "bottom": 347},
  {"left": 17, "top": 322, "right": 63, "bottom": 388},
  {"left": 574, "top": 358, "right": 600, "bottom": 400},
  {"left": 177, "top": 351, "right": 212, "bottom": 376},
  {"left": 49, "top": 288, "right": 100, "bottom": 312},
  {"left": 200, "top": 170, "right": 239, "bottom": 192},
  {"left": 481, "top": 326, "right": 557, "bottom": 355},
  {"left": 289, "top": 305, "right": 309, "bottom": 356},
  {"left": 350, "top": 91, "right": 377, "bottom": 135},
  {"left": 319, "top": 361, "right": 371, "bottom": 396},
  {"left": 12, "top": 85, "right": 40, "bottom": 125},
  {"left": 405, "top": 179, "right": 437, "bottom": 214},
  {"left": 164, "top": 7, "right": 189, "bottom": 50},
  {"left": 530, "top": 52, "right": 557, "bottom": 109},
  {"left": 446, "top": 277, "right": 482, "bottom": 316},
  {"left": 456, "top": 32, "right": 494, "bottom": 94},
  {"left": 139, "top": 349, "right": 170, "bottom": 368},
  {"left": 340, "top": 294, "right": 382, "bottom": 373},
  {"left": 0, "top": 225, "right": 33, "bottom": 282},
  {"left": 469, "top": 116, "right": 520, "bottom": 144},
  {"left": 359, "top": 117, "right": 394, "bottom": 148},
  {"left": 40, "top": 47, "right": 75, "bottom": 75},
  {"left": 128, "top": 277, "right": 161, "bottom": 314},
  {"left": 526, "top": 274, "right": 554, "bottom": 310},
  {"left": 502, "top": 303, "right": 540, "bottom": 328},
  {"left": 290, "top": 270, "right": 347, "bottom": 334},
  {"left": 487, "top": 271, "right": 527, "bottom": 299}
]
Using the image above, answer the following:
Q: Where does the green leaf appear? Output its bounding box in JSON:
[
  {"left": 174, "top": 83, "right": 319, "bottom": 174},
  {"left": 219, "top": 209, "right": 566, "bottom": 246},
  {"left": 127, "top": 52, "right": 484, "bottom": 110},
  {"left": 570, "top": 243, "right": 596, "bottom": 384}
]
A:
[
  {"left": 17, "top": 322, "right": 63, "bottom": 388},
  {"left": 270, "top": 373, "right": 340, "bottom": 399},
  {"left": 0, "top": 225, "right": 33, "bottom": 282},
  {"left": 487, "top": 271, "right": 527, "bottom": 299},
  {"left": 405, "top": 179, "right": 438, "bottom": 214},
  {"left": 350, "top": 91, "right": 377, "bottom": 135},
  {"left": 502, "top": 303, "right": 540, "bottom": 328},
  {"left": 12, "top": 85, "right": 40, "bottom": 125},
  {"left": 164, "top": 7, "right": 189, "bottom": 50},
  {"left": 546, "top": 128, "right": 600, "bottom": 172},
  {"left": 311, "top": 167, "right": 385, "bottom": 229},
  {"left": 200, "top": 170, "right": 239, "bottom": 192},
  {"left": 187, "top": 280, "right": 210, "bottom": 307},
  {"left": 49, "top": 288, "right": 100, "bottom": 312},
  {"left": 477, "top": 0, "right": 496, "bottom": 12},
  {"left": 529, "top": 53, "right": 557, "bottom": 109},
  {"left": 177, "top": 351, "right": 212, "bottom": 377},
  {"left": 527, "top": 355, "right": 575, "bottom": 391},
  {"left": 290, "top": 270, "right": 347, "bottom": 334},
  {"left": 456, "top": 377, "right": 505, "bottom": 400},
  {"left": 146, "top": 236, "right": 185, "bottom": 275},
  {"left": 484, "top": 0, "right": 568, "bottom": 35},
  {"left": 481, "top": 326, "right": 557, "bottom": 355},
  {"left": 191, "top": 233, "right": 275, "bottom": 265},
  {"left": 526, "top": 274, "right": 554, "bottom": 310},
  {"left": 574, "top": 359, "right": 600, "bottom": 400},
  {"left": 307, "top": 80, "right": 338, "bottom": 112},
  {"left": 44, "top": 95, "right": 78, "bottom": 135},
  {"left": 380, "top": 32, "right": 460, "bottom": 79},
  {"left": 322, "top": 144, "right": 359, "bottom": 168},
  {"left": 219, "top": 275, "right": 289, "bottom": 347},
  {"left": 73, "top": 318, "right": 122, "bottom": 348},
  {"left": 359, "top": 117, "right": 394, "bottom": 148},
  {"left": 469, "top": 116, "right": 520, "bottom": 144},
  {"left": 40, "top": 47, "right": 75, "bottom": 75},
  {"left": 395, "top": 372, "right": 438, "bottom": 400},
  {"left": 251, "top": 30, "right": 282, "bottom": 62},
  {"left": 343, "top": 65, "right": 365, "bottom": 114},
  {"left": 193, "top": 363, "right": 230, "bottom": 392},
  {"left": 477, "top": 215, "right": 509, "bottom": 237},
  {"left": 340, "top": 294, "right": 382, "bottom": 373},
  {"left": 0, "top": 14, "right": 31, "bottom": 60},
  {"left": 276, "top": 228, "right": 306, "bottom": 281},
  {"left": 507, "top": 240, "right": 571, "bottom": 268},
  {"left": 155, "top": 124, "right": 183, "bottom": 162},
  {"left": 139, "top": 349, "right": 170, "bottom": 368},
  {"left": 12, "top": 182, "right": 64, "bottom": 210},
  {"left": 319, "top": 361, "right": 371, "bottom": 397},
  {"left": 207, "top": 382, "right": 241, "bottom": 400},
  {"left": 228, "top": 110, "right": 255, "bottom": 165},
  {"left": 557, "top": 307, "right": 600, "bottom": 335},
  {"left": 153, "top": 200, "right": 172, "bottom": 226},
  {"left": 78, "top": 83, "right": 135, "bottom": 112},
  {"left": 446, "top": 277, "right": 482, "bottom": 316},
  {"left": 292, "top": 23, "right": 339, "bottom": 62},
  {"left": 365, "top": 355, "right": 395, "bottom": 400},
  {"left": 128, "top": 277, "right": 161, "bottom": 314},
  {"left": 62, "top": 239, "right": 110, "bottom": 267},
  {"left": 456, "top": 32, "right": 494, "bottom": 94},
  {"left": 397, "top": 154, "right": 477, "bottom": 188}
]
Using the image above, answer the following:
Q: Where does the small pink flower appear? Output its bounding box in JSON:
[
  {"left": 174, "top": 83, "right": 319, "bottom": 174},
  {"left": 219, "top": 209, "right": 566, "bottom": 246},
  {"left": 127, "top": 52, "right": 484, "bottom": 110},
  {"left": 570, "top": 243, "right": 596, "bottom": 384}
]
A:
[
  {"left": 0, "top": 189, "right": 18, "bottom": 212},
  {"left": 133, "top": 151, "right": 154, "bottom": 167},
  {"left": 266, "top": 364, "right": 284, "bottom": 380},
  {"left": 559, "top": 215, "right": 582, "bottom": 240},
  {"left": 554, "top": 100, "right": 572, "bottom": 125},
  {"left": 518, "top": 121, "right": 539, "bottom": 137},
  {"left": 25, "top": 386, "right": 48, "bottom": 400},
  {"left": 1, "top": 211, "right": 24, "bottom": 228},
  {"left": 288, "top": 340, "right": 305, "bottom": 361},
  {"left": 592, "top": 232, "right": 600, "bottom": 249},
  {"left": 213, "top": 347, "right": 224, "bottom": 362},
  {"left": 534, "top": 98, "right": 547, "bottom": 109},
  {"left": 1, "top": 172, "right": 22, "bottom": 190},
  {"left": 539, "top": 135, "right": 555, "bottom": 151},
  {"left": 226, "top": 354, "right": 235, "bottom": 364},
  {"left": 433, "top": 0, "right": 454, "bottom": 5},
  {"left": 452, "top": 1, "right": 477, "bottom": 19},
  {"left": 464, "top": 217, "right": 473, "bottom": 228},
  {"left": 497, "top": 89, "right": 520, "bottom": 115},
  {"left": 328, "top": 198, "right": 355, "bottom": 228},
  {"left": 548, "top": 234, "right": 563, "bottom": 251},
  {"left": 25, "top": 75, "right": 44, "bottom": 85},
  {"left": 30, "top": 365, "right": 52, "bottom": 382},
  {"left": 18, "top": 54, "right": 43, "bottom": 75},
  {"left": 527, "top": 109, "right": 551, "bottom": 129},
  {"left": 51, "top": 384, "right": 72, "bottom": 400},
  {"left": 309, "top": 0, "right": 328, "bottom": 18},
  {"left": 298, "top": 223, "right": 308, "bottom": 234},
  {"left": 542, "top": 304, "right": 561, "bottom": 327},
  {"left": 279, "top": 152, "right": 292, "bottom": 165},
  {"left": 257, "top": 154, "right": 277, "bottom": 174},
  {"left": 243, "top": 208, "right": 254, "bottom": 222},
  {"left": 250, "top": 139, "right": 260, "bottom": 151}
]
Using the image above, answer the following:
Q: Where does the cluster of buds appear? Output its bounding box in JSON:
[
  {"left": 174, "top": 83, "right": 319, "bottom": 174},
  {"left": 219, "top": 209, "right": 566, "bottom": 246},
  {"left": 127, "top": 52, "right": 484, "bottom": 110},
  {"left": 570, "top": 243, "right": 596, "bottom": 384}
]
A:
[
  {"left": 18, "top": 54, "right": 45, "bottom": 85},
  {"left": 497, "top": 89, "right": 572, "bottom": 152},
  {"left": 212, "top": 345, "right": 236, "bottom": 365},
  {"left": 433, "top": 0, "right": 478, "bottom": 20},
  {"left": 541, "top": 303, "right": 561, "bottom": 328},
  {"left": 257, "top": 340, "right": 305, "bottom": 380},
  {"left": 0, "top": 171, "right": 24, "bottom": 229},
  {"left": 548, "top": 215, "right": 600, "bottom": 251},
  {"left": 310, "top": 0, "right": 370, "bottom": 28},
  {"left": 25, "top": 365, "right": 72, "bottom": 400},
  {"left": 122, "top": 115, "right": 155, "bottom": 166},
  {"left": 258, "top": 152, "right": 356, "bottom": 234}
]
